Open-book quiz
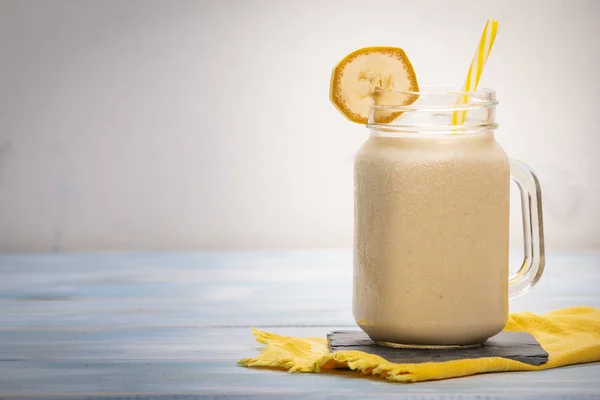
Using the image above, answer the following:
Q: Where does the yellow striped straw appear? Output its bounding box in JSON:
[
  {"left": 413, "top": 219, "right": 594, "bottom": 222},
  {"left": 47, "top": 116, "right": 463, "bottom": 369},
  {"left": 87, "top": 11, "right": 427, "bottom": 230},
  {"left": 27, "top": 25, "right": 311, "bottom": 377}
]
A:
[{"left": 452, "top": 19, "right": 499, "bottom": 125}]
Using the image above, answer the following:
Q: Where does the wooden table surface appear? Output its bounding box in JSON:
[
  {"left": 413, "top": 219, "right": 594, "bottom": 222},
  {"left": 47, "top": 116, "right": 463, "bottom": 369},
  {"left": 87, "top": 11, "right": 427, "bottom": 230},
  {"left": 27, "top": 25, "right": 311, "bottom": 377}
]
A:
[{"left": 1, "top": 251, "right": 599, "bottom": 399}]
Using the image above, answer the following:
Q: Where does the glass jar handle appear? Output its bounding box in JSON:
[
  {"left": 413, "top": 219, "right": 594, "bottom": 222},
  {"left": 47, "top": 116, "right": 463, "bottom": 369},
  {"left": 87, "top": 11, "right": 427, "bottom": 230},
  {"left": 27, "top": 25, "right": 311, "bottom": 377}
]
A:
[{"left": 509, "top": 159, "right": 546, "bottom": 298}]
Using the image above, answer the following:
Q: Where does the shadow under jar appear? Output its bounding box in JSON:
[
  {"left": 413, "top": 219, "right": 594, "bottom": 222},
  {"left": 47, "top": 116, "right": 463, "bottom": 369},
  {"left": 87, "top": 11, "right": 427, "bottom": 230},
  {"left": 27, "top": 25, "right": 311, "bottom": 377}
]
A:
[{"left": 353, "top": 88, "right": 545, "bottom": 348}]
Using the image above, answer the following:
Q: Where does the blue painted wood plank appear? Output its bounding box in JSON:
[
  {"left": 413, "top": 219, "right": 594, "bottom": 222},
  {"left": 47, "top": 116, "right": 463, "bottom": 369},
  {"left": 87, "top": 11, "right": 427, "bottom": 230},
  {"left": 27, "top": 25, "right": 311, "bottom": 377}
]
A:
[{"left": 0, "top": 251, "right": 599, "bottom": 398}]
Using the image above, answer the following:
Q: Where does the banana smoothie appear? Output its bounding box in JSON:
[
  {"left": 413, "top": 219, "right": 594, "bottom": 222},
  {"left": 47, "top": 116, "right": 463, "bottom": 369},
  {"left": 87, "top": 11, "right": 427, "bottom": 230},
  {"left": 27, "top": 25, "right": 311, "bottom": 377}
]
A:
[
  {"left": 354, "top": 132, "right": 510, "bottom": 346},
  {"left": 329, "top": 41, "right": 544, "bottom": 347}
]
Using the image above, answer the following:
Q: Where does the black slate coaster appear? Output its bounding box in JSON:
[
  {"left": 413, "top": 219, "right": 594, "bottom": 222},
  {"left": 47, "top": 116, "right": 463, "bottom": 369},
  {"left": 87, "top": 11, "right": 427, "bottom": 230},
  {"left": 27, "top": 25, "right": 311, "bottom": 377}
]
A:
[{"left": 328, "top": 331, "right": 548, "bottom": 366}]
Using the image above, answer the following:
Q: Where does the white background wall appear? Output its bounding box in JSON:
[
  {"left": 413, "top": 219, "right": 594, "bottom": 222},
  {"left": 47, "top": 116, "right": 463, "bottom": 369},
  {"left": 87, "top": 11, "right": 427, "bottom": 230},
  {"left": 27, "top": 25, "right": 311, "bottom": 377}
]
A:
[{"left": 0, "top": 0, "right": 599, "bottom": 251}]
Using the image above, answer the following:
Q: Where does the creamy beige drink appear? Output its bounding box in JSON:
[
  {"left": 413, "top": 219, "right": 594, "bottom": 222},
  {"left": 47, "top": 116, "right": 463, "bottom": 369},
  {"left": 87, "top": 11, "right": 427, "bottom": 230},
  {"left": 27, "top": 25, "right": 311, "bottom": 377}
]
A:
[
  {"left": 354, "top": 132, "right": 510, "bottom": 346},
  {"left": 328, "top": 45, "right": 544, "bottom": 347}
]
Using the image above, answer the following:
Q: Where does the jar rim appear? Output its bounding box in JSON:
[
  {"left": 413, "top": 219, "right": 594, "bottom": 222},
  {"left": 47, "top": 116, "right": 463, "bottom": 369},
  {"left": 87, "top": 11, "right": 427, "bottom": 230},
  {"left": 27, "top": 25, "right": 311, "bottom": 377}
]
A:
[{"left": 367, "top": 86, "right": 498, "bottom": 135}]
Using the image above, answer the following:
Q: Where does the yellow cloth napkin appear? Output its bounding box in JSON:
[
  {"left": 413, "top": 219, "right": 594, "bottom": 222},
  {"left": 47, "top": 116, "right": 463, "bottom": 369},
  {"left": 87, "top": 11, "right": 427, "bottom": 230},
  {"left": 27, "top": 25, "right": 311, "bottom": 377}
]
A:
[{"left": 238, "top": 307, "right": 600, "bottom": 382}]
